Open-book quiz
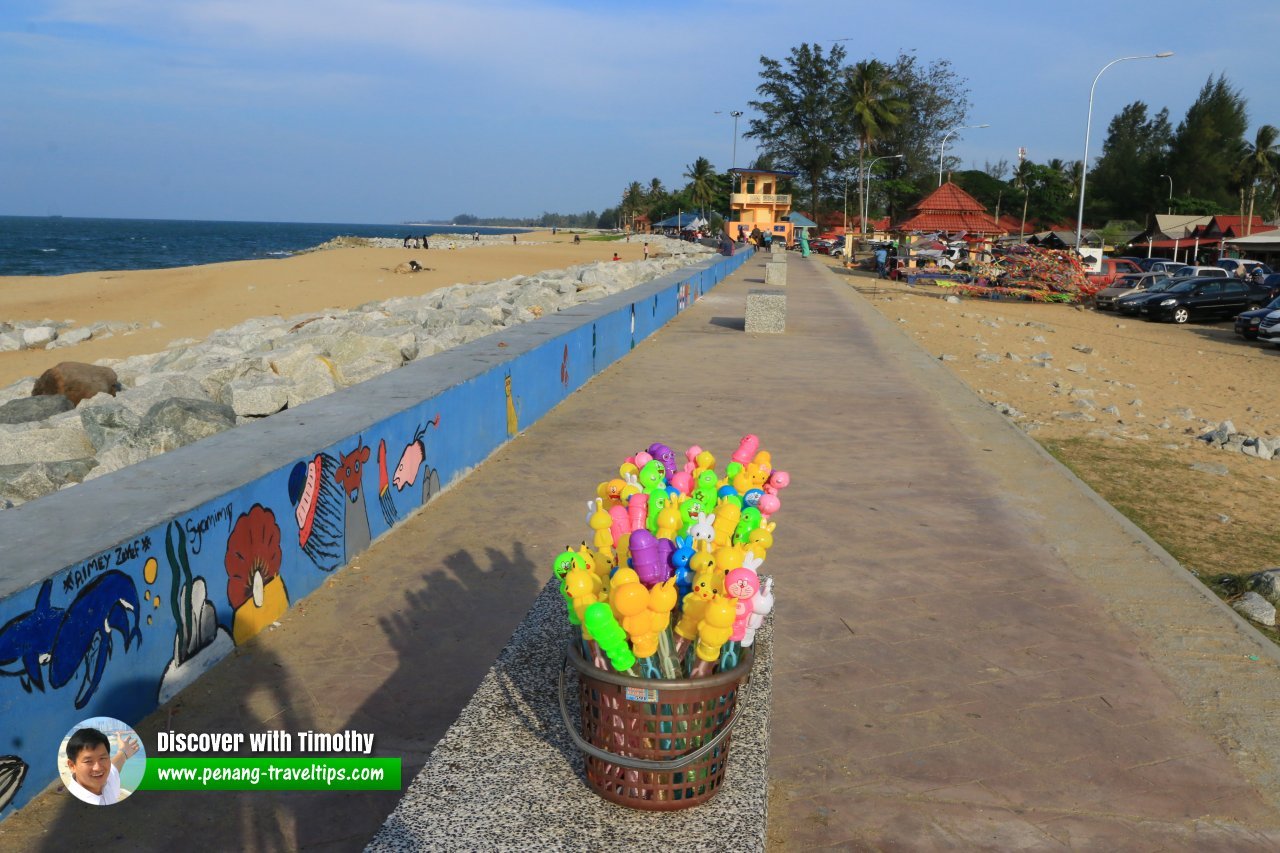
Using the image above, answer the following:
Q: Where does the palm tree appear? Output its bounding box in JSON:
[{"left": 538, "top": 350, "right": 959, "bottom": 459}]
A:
[
  {"left": 1238, "top": 125, "right": 1280, "bottom": 235},
  {"left": 1014, "top": 158, "right": 1036, "bottom": 241},
  {"left": 623, "top": 181, "right": 645, "bottom": 231},
  {"left": 683, "top": 157, "right": 717, "bottom": 217},
  {"left": 843, "top": 60, "right": 907, "bottom": 236}
]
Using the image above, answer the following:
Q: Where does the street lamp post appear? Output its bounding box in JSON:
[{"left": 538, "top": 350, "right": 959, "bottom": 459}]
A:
[
  {"left": 1074, "top": 52, "right": 1174, "bottom": 253},
  {"left": 714, "top": 110, "right": 744, "bottom": 169},
  {"left": 937, "top": 125, "right": 989, "bottom": 186},
  {"left": 863, "top": 154, "right": 904, "bottom": 239},
  {"left": 1159, "top": 173, "right": 1173, "bottom": 215}
]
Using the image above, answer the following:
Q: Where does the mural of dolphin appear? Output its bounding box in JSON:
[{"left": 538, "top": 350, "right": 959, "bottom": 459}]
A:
[
  {"left": 48, "top": 571, "right": 142, "bottom": 709},
  {"left": 0, "top": 580, "right": 63, "bottom": 693}
]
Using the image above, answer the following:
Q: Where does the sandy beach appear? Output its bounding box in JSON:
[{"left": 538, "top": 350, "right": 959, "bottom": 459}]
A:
[
  {"left": 0, "top": 230, "right": 655, "bottom": 387},
  {"left": 823, "top": 259, "right": 1280, "bottom": 586}
]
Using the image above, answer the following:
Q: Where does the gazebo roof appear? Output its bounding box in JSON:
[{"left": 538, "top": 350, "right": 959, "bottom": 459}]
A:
[{"left": 893, "top": 182, "right": 1006, "bottom": 235}]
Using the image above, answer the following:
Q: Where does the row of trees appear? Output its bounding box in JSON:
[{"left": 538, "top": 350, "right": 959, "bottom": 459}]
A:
[{"left": 743, "top": 44, "right": 1280, "bottom": 231}]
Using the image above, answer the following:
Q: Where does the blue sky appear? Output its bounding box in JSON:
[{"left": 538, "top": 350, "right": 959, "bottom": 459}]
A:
[{"left": 2, "top": 0, "right": 1278, "bottom": 223}]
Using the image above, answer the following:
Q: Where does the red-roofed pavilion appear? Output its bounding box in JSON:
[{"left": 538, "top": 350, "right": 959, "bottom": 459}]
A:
[{"left": 893, "top": 182, "right": 1007, "bottom": 237}]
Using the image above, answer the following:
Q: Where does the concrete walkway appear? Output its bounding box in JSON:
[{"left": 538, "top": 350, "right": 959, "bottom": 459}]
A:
[{"left": 5, "top": 251, "right": 1280, "bottom": 851}]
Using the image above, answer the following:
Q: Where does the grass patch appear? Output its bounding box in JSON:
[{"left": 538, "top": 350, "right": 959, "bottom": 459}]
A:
[
  {"left": 1041, "top": 436, "right": 1280, "bottom": 642},
  {"left": 583, "top": 234, "right": 626, "bottom": 242}
]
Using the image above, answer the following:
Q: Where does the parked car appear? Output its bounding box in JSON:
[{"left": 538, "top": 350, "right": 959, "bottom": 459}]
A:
[
  {"left": 1143, "top": 260, "right": 1184, "bottom": 274},
  {"left": 1216, "top": 258, "right": 1272, "bottom": 279},
  {"left": 1116, "top": 276, "right": 1185, "bottom": 316},
  {"left": 1086, "top": 258, "right": 1142, "bottom": 288},
  {"left": 1170, "top": 265, "right": 1228, "bottom": 278},
  {"left": 1247, "top": 273, "right": 1280, "bottom": 307},
  {"left": 1139, "top": 276, "right": 1251, "bottom": 324},
  {"left": 1234, "top": 295, "right": 1280, "bottom": 339},
  {"left": 1257, "top": 310, "right": 1280, "bottom": 346},
  {"left": 1094, "top": 272, "right": 1168, "bottom": 310}
]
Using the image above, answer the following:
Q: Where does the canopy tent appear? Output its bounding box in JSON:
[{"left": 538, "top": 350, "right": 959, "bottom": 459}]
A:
[
  {"left": 786, "top": 211, "right": 818, "bottom": 229},
  {"left": 652, "top": 212, "right": 706, "bottom": 229}
]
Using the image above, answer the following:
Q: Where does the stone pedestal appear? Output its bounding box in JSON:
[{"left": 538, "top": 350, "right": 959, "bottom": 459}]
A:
[
  {"left": 745, "top": 289, "right": 786, "bottom": 334},
  {"left": 764, "top": 262, "right": 787, "bottom": 287}
]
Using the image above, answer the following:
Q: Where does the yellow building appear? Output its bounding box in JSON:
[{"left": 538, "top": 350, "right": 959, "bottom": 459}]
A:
[{"left": 728, "top": 168, "right": 797, "bottom": 245}]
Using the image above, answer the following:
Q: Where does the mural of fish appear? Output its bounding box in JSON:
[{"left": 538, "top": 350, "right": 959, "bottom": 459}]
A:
[
  {"left": 0, "top": 580, "right": 63, "bottom": 693},
  {"left": 48, "top": 571, "right": 142, "bottom": 709},
  {"left": 288, "top": 453, "right": 345, "bottom": 571},
  {"left": 0, "top": 571, "right": 141, "bottom": 710},
  {"left": 0, "top": 755, "right": 28, "bottom": 812}
]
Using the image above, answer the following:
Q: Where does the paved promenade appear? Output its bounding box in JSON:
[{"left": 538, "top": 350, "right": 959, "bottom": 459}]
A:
[{"left": 5, "top": 251, "right": 1280, "bottom": 851}]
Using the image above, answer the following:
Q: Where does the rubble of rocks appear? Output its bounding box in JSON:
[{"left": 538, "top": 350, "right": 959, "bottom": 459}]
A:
[{"left": 0, "top": 238, "right": 712, "bottom": 508}]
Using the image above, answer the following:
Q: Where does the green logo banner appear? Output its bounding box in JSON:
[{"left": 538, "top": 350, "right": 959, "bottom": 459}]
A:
[{"left": 140, "top": 757, "right": 401, "bottom": 791}]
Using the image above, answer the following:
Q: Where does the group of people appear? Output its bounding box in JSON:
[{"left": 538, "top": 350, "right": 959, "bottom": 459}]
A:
[{"left": 402, "top": 235, "right": 430, "bottom": 249}]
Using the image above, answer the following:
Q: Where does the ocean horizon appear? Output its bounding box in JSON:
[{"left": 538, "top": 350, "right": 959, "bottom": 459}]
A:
[{"left": 0, "top": 215, "right": 530, "bottom": 277}]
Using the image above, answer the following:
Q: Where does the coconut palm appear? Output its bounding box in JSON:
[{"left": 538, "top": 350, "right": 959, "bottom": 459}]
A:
[
  {"left": 1014, "top": 158, "right": 1036, "bottom": 240},
  {"left": 623, "top": 181, "right": 645, "bottom": 231},
  {"left": 1238, "top": 125, "right": 1280, "bottom": 234},
  {"left": 683, "top": 156, "right": 718, "bottom": 217},
  {"left": 843, "top": 60, "right": 908, "bottom": 236}
]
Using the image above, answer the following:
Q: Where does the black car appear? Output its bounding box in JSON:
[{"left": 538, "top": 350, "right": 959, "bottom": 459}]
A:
[
  {"left": 1246, "top": 273, "right": 1280, "bottom": 307},
  {"left": 1117, "top": 277, "right": 1182, "bottom": 316},
  {"left": 1235, "top": 294, "right": 1280, "bottom": 339},
  {"left": 1139, "top": 276, "right": 1250, "bottom": 324}
]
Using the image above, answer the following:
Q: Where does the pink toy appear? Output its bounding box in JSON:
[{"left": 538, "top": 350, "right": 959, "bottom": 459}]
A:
[
  {"left": 731, "top": 434, "right": 759, "bottom": 465},
  {"left": 608, "top": 504, "right": 629, "bottom": 546},
  {"left": 633, "top": 451, "right": 653, "bottom": 469},
  {"left": 627, "top": 492, "right": 649, "bottom": 533},
  {"left": 765, "top": 470, "right": 790, "bottom": 495},
  {"left": 724, "top": 567, "right": 760, "bottom": 642},
  {"left": 669, "top": 471, "right": 692, "bottom": 496},
  {"left": 683, "top": 445, "right": 703, "bottom": 474},
  {"left": 742, "top": 577, "right": 774, "bottom": 647},
  {"left": 757, "top": 493, "right": 781, "bottom": 520}
]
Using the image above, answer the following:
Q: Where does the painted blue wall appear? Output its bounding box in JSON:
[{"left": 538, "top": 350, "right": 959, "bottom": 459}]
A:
[{"left": 0, "top": 247, "right": 753, "bottom": 817}]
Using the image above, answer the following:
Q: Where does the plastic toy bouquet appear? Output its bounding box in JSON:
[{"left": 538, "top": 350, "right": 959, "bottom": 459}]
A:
[{"left": 554, "top": 436, "right": 785, "bottom": 679}]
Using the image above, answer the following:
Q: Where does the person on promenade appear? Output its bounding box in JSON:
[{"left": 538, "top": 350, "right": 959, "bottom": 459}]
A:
[
  {"left": 65, "top": 728, "right": 140, "bottom": 806},
  {"left": 749, "top": 226, "right": 763, "bottom": 248},
  {"left": 875, "top": 245, "right": 888, "bottom": 278}
]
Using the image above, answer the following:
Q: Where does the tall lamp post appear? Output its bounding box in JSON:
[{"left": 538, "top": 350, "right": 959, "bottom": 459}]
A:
[
  {"left": 863, "top": 154, "right": 904, "bottom": 238},
  {"left": 937, "top": 124, "right": 989, "bottom": 186},
  {"left": 1159, "top": 173, "right": 1173, "bottom": 215},
  {"left": 714, "top": 110, "right": 744, "bottom": 169},
  {"left": 1074, "top": 52, "right": 1174, "bottom": 253}
]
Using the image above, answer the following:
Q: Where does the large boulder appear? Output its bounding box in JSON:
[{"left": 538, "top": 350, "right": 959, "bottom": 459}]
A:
[
  {"left": 47, "top": 327, "right": 92, "bottom": 349},
  {"left": 114, "top": 373, "right": 213, "bottom": 416},
  {"left": 0, "top": 332, "right": 22, "bottom": 353},
  {"left": 218, "top": 376, "right": 291, "bottom": 417},
  {"left": 280, "top": 356, "right": 341, "bottom": 407},
  {"left": 136, "top": 398, "right": 237, "bottom": 453},
  {"left": 32, "top": 362, "right": 121, "bottom": 406},
  {"left": 82, "top": 445, "right": 153, "bottom": 482},
  {"left": 79, "top": 400, "right": 143, "bottom": 452},
  {"left": 0, "top": 458, "right": 99, "bottom": 502},
  {"left": 21, "top": 326, "right": 58, "bottom": 348},
  {"left": 0, "top": 394, "right": 74, "bottom": 424},
  {"left": 0, "top": 421, "right": 96, "bottom": 464}
]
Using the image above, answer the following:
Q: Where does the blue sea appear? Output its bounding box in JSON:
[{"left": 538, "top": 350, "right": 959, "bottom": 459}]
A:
[{"left": 0, "top": 216, "right": 527, "bottom": 277}]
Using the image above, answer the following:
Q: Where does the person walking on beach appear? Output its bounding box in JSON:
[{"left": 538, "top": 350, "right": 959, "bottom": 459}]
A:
[
  {"left": 474, "top": 232, "right": 480, "bottom": 242},
  {"left": 573, "top": 234, "right": 581, "bottom": 245},
  {"left": 643, "top": 242, "right": 650, "bottom": 260},
  {"left": 422, "top": 235, "right": 430, "bottom": 250},
  {"left": 513, "top": 234, "right": 518, "bottom": 244}
]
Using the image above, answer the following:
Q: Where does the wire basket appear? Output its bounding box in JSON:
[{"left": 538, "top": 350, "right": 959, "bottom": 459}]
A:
[{"left": 557, "top": 640, "right": 754, "bottom": 810}]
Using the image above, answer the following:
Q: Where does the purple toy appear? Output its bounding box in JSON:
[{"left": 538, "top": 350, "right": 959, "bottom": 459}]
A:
[
  {"left": 647, "top": 442, "right": 678, "bottom": 479},
  {"left": 629, "top": 530, "right": 669, "bottom": 586}
]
